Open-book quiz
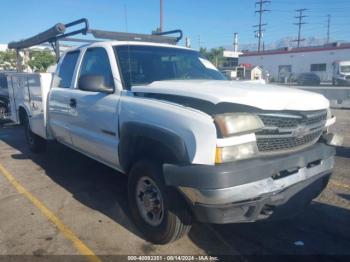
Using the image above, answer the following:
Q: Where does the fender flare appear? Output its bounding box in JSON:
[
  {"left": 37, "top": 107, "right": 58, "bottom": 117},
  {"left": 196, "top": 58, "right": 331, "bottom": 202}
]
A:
[{"left": 119, "top": 122, "right": 190, "bottom": 172}]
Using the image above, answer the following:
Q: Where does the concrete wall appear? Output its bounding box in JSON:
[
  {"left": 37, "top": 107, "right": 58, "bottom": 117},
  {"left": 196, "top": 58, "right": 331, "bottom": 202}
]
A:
[{"left": 239, "top": 48, "right": 350, "bottom": 81}]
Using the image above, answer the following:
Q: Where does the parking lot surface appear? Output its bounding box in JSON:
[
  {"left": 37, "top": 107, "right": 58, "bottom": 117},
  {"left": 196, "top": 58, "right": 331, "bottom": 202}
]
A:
[{"left": 0, "top": 109, "right": 350, "bottom": 261}]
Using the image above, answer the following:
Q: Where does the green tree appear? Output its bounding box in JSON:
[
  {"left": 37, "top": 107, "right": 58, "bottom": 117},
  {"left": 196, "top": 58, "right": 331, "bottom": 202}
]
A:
[
  {"left": 207, "top": 47, "right": 225, "bottom": 68},
  {"left": 0, "top": 50, "right": 17, "bottom": 70},
  {"left": 28, "top": 50, "right": 56, "bottom": 72},
  {"left": 199, "top": 47, "right": 225, "bottom": 68},
  {"left": 199, "top": 47, "right": 209, "bottom": 58}
]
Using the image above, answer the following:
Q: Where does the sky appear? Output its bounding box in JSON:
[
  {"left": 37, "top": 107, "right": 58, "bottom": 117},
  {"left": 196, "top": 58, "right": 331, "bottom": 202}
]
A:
[{"left": 0, "top": 0, "right": 349, "bottom": 50}]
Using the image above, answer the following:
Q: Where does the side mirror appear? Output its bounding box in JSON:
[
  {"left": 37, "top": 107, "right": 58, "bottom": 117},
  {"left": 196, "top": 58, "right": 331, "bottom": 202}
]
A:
[{"left": 78, "top": 75, "right": 114, "bottom": 94}]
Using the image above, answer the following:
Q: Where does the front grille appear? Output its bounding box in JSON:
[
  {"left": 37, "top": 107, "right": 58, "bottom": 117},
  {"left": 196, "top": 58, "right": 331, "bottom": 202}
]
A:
[
  {"left": 256, "top": 110, "right": 327, "bottom": 154},
  {"left": 257, "top": 129, "right": 323, "bottom": 152},
  {"left": 259, "top": 115, "right": 299, "bottom": 129}
]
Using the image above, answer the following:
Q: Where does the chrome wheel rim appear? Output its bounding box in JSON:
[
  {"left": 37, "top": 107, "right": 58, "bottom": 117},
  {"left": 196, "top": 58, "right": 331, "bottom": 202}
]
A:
[{"left": 136, "top": 176, "right": 164, "bottom": 226}]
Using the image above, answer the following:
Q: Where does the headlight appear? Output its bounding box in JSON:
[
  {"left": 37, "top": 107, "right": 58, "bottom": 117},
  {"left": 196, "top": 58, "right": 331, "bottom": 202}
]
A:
[
  {"left": 215, "top": 141, "right": 259, "bottom": 163},
  {"left": 214, "top": 113, "right": 264, "bottom": 137},
  {"left": 326, "top": 108, "right": 332, "bottom": 119}
]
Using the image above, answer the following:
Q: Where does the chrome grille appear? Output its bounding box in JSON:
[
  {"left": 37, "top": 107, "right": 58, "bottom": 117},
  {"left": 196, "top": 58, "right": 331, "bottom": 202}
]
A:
[
  {"left": 259, "top": 115, "right": 299, "bottom": 129},
  {"left": 256, "top": 110, "right": 327, "bottom": 154}
]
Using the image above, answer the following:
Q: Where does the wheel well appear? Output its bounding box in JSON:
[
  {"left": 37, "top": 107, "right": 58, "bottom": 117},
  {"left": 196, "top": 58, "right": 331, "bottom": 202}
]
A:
[
  {"left": 18, "top": 107, "right": 27, "bottom": 125},
  {"left": 119, "top": 122, "right": 190, "bottom": 174},
  {"left": 121, "top": 136, "right": 184, "bottom": 174}
]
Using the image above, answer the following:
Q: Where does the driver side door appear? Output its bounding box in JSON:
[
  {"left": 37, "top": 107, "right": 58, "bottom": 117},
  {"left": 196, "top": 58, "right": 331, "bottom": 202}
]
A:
[{"left": 69, "top": 47, "right": 120, "bottom": 166}]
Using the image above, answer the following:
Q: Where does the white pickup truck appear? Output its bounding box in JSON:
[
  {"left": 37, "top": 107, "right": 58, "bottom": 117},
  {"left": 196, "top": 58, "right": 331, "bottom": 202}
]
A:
[{"left": 7, "top": 20, "right": 340, "bottom": 244}]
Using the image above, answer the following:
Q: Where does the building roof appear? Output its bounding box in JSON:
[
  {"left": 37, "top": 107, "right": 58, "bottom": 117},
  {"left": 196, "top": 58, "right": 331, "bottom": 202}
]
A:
[{"left": 241, "top": 42, "right": 350, "bottom": 57}]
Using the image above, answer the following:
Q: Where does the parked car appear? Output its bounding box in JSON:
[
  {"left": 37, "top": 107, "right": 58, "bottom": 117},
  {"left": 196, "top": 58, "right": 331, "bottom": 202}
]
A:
[
  {"left": 7, "top": 19, "right": 341, "bottom": 244},
  {"left": 297, "top": 72, "right": 321, "bottom": 86}
]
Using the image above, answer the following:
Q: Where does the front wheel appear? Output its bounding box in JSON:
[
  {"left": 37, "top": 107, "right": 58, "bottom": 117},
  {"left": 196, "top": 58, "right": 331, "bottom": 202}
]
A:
[
  {"left": 23, "top": 115, "right": 46, "bottom": 153},
  {"left": 128, "top": 160, "right": 192, "bottom": 244}
]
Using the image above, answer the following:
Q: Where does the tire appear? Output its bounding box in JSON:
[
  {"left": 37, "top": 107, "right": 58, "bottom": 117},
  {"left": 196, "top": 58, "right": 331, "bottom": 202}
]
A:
[
  {"left": 0, "top": 105, "right": 6, "bottom": 120},
  {"left": 128, "top": 159, "right": 192, "bottom": 244},
  {"left": 23, "top": 114, "right": 46, "bottom": 153}
]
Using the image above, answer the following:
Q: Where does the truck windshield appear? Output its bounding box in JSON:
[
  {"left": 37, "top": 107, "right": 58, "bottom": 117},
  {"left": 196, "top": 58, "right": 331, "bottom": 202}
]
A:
[
  {"left": 114, "top": 45, "right": 225, "bottom": 89},
  {"left": 340, "top": 66, "right": 350, "bottom": 73}
]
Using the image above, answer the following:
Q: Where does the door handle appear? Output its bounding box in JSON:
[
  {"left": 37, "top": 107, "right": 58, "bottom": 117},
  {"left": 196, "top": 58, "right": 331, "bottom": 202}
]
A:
[{"left": 69, "top": 98, "right": 77, "bottom": 108}]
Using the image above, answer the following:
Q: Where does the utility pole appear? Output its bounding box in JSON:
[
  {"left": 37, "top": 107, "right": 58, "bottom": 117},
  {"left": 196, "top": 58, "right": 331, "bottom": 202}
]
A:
[
  {"left": 326, "top": 14, "right": 331, "bottom": 44},
  {"left": 198, "top": 35, "right": 201, "bottom": 50},
  {"left": 185, "top": 37, "right": 191, "bottom": 48},
  {"left": 254, "top": 0, "right": 270, "bottom": 52},
  {"left": 160, "top": 0, "right": 163, "bottom": 32},
  {"left": 233, "top": 33, "right": 238, "bottom": 52},
  {"left": 292, "top": 8, "right": 308, "bottom": 48},
  {"left": 124, "top": 4, "right": 128, "bottom": 32}
]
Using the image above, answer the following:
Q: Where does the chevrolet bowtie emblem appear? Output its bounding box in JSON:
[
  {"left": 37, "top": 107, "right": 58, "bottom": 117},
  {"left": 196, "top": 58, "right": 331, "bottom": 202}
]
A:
[{"left": 292, "top": 125, "right": 310, "bottom": 138}]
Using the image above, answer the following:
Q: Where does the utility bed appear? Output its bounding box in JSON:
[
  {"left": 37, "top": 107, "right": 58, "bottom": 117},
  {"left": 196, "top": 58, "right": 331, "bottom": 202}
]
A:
[{"left": 5, "top": 72, "right": 52, "bottom": 138}]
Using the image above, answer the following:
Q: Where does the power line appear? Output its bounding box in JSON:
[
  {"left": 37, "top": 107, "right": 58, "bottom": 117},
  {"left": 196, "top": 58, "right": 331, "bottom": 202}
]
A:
[
  {"left": 292, "top": 8, "right": 308, "bottom": 48},
  {"left": 254, "top": 0, "right": 271, "bottom": 52}
]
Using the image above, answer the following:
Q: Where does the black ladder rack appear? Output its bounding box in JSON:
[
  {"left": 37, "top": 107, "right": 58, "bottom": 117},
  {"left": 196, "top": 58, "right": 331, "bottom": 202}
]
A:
[{"left": 8, "top": 18, "right": 183, "bottom": 61}]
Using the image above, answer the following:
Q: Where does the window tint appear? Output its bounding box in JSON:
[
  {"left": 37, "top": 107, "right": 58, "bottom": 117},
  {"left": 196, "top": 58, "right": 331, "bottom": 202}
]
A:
[
  {"left": 0, "top": 75, "right": 7, "bottom": 89},
  {"left": 79, "top": 48, "right": 114, "bottom": 88},
  {"left": 56, "top": 51, "right": 80, "bottom": 88},
  {"left": 28, "top": 75, "right": 40, "bottom": 88},
  {"left": 310, "top": 63, "right": 326, "bottom": 72}
]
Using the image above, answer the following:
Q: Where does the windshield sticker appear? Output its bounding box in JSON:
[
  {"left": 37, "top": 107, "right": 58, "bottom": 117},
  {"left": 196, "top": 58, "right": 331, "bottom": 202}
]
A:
[{"left": 199, "top": 58, "right": 218, "bottom": 71}]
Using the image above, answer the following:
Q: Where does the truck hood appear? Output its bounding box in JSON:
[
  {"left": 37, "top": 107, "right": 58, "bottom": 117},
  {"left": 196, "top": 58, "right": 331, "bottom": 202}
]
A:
[{"left": 132, "top": 80, "right": 329, "bottom": 111}]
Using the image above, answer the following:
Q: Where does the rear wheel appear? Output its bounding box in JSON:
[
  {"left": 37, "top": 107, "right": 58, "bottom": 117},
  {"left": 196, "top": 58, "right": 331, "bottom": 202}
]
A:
[
  {"left": 128, "top": 160, "right": 192, "bottom": 244},
  {"left": 23, "top": 114, "right": 46, "bottom": 153},
  {"left": 0, "top": 105, "right": 6, "bottom": 120}
]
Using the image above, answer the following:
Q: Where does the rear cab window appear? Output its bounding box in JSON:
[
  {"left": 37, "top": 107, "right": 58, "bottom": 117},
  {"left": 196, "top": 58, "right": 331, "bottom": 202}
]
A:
[{"left": 53, "top": 51, "right": 80, "bottom": 88}]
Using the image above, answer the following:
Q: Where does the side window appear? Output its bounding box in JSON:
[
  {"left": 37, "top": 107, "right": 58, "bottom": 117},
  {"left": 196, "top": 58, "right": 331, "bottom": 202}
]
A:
[
  {"left": 79, "top": 48, "right": 114, "bottom": 88},
  {"left": 55, "top": 51, "right": 80, "bottom": 88},
  {"left": 310, "top": 63, "right": 327, "bottom": 72},
  {"left": 0, "top": 75, "right": 8, "bottom": 89}
]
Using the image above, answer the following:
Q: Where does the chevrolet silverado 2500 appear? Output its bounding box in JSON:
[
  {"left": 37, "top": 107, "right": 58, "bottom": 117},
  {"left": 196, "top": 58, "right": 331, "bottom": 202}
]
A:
[{"left": 7, "top": 19, "right": 340, "bottom": 244}]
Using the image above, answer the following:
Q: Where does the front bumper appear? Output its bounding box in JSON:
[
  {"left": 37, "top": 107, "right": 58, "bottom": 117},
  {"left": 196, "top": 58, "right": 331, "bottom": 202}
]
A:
[{"left": 163, "top": 143, "right": 335, "bottom": 223}]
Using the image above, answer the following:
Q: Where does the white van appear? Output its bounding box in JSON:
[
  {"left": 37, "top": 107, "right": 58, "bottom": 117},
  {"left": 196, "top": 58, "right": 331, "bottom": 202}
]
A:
[{"left": 332, "top": 61, "right": 350, "bottom": 86}]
